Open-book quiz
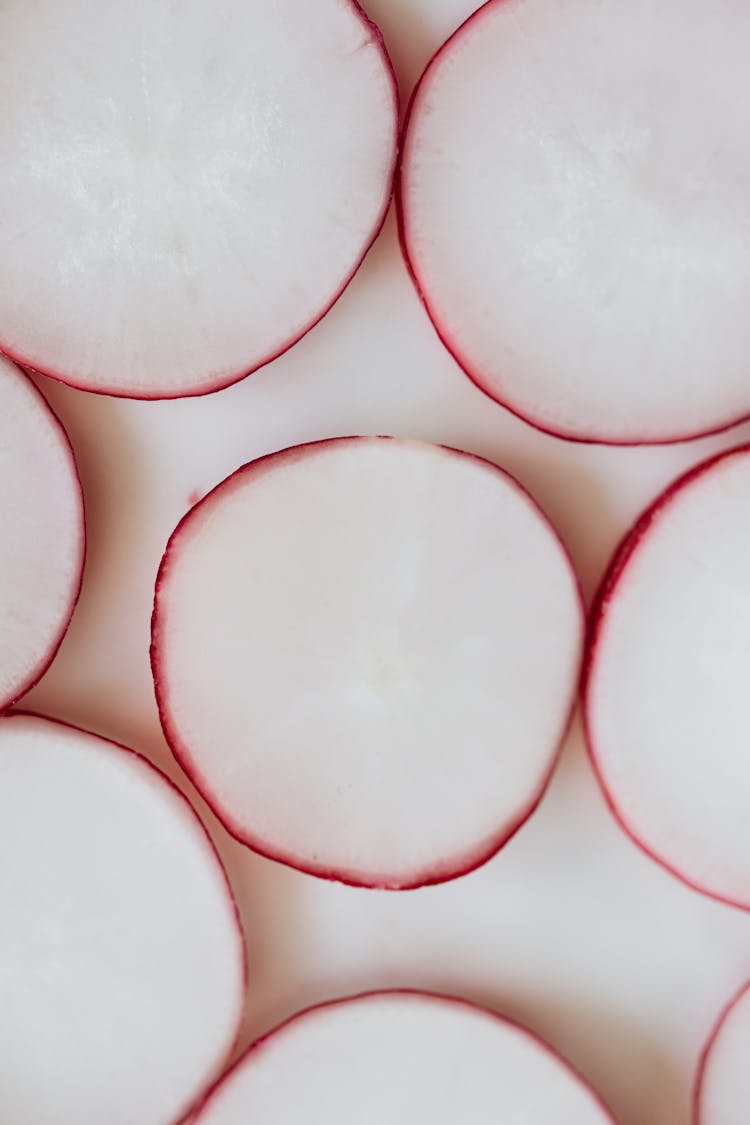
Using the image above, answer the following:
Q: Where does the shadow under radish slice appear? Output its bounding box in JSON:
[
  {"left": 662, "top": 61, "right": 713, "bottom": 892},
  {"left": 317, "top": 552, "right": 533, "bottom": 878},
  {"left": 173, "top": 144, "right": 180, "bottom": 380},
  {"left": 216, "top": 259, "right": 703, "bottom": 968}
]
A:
[
  {"left": 399, "top": 0, "right": 750, "bottom": 445},
  {"left": 152, "top": 437, "right": 584, "bottom": 889},
  {"left": 0, "top": 713, "right": 246, "bottom": 1125},
  {"left": 695, "top": 981, "right": 750, "bottom": 1125},
  {"left": 0, "top": 357, "right": 84, "bottom": 710},
  {"left": 190, "top": 991, "right": 616, "bottom": 1125},
  {"left": 0, "top": 1, "right": 397, "bottom": 399},
  {"left": 585, "top": 445, "right": 750, "bottom": 908}
]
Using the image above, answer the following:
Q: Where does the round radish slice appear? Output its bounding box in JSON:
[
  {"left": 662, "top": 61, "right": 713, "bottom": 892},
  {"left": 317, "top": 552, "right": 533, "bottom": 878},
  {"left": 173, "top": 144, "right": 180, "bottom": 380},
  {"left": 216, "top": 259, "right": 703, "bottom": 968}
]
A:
[
  {"left": 0, "top": 357, "right": 84, "bottom": 709},
  {"left": 191, "top": 991, "right": 615, "bottom": 1125},
  {"left": 585, "top": 445, "right": 750, "bottom": 908},
  {"left": 695, "top": 982, "right": 750, "bottom": 1125},
  {"left": 152, "top": 437, "right": 583, "bottom": 889},
  {"left": 0, "top": 1, "right": 397, "bottom": 398},
  {"left": 0, "top": 713, "right": 246, "bottom": 1125},
  {"left": 399, "top": 0, "right": 750, "bottom": 444}
]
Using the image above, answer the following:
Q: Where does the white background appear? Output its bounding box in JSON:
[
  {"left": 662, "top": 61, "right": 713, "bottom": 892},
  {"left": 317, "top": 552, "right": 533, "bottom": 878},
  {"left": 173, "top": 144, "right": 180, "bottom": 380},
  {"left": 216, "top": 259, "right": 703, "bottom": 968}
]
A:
[{"left": 21, "top": 1, "right": 750, "bottom": 1122}]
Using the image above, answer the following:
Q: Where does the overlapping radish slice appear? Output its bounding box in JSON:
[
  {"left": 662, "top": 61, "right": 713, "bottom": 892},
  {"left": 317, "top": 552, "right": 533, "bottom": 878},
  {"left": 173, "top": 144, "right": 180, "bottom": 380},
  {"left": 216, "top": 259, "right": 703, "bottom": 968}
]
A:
[
  {"left": 191, "top": 992, "right": 615, "bottom": 1125},
  {"left": 0, "top": 713, "right": 246, "bottom": 1125},
  {"left": 0, "top": 357, "right": 84, "bottom": 709},
  {"left": 585, "top": 445, "right": 750, "bottom": 907},
  {"left": 0, "top": 0, "right": 397, "bottom": 398},
  {"left": 152, "top": 437, "right": 583, "bottom": 888},
  {"left": 696, "top": 982, "right": 750, "bottom": 1125},
  {"left": 399, "top": 0, "right": 750, "bottom": 444}
]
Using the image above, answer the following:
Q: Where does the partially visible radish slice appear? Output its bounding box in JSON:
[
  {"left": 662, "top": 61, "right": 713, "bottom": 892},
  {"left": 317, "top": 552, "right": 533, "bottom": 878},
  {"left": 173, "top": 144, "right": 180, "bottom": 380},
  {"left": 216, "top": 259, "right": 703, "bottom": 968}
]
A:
[
  {"left": 0, "top": 713, "right": 246, "bottom": 1125},
  {"left": 0, "top": 357, "right": 84, "bottom": 709},
  {"left": 0, "top": 0, "right": 397, "bottom": 398},
  {"left": 191, "top": 991, "right": 615, "bottom": 1125},
  {"left": 695, "top": 981, "right": 750, "bottom": 1125},
  {"left": 399, "top": 0, "right": 750, "bottom": 444},
  {"left": 152, "top": 437, "right": 583, "bottom": 889},
  {"left": 585, "top": 445, "right": 750, "bottom": 908}
]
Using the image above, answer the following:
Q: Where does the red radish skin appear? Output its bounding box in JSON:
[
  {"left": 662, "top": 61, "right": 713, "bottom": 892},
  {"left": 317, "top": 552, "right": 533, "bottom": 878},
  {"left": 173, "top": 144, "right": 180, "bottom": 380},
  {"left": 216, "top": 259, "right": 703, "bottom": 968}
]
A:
[
  {"left": 0, "top": 1, "right": 398, "bottom": 399},
  {"left": 398, "top": 0, "right": 750, "bottom": 446},
  {"left": 189, "top": 991, "right": 617, "bottom": 1125},
  {"left": 0, "top": 358, "right": 85, "bottom": 710},
  {"left": 584, "top": 444, "right": 750, "bottom": 910},
  {"left": 151, "top": 437, "right": 584, "bottom": 890},
  {"left": 694, "top": 980, "right": 750, "bottom": 1125},
  {"left": 0, "top": 711, "right": 247, "bottom": 1125}
]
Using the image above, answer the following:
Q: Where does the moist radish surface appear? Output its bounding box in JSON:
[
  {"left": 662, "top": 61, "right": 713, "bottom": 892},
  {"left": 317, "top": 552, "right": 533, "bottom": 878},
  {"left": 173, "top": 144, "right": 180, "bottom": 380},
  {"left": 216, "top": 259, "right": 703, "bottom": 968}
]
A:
[
  {"left": 696, "top": 982, "right": 750, "bottom": 1125},
  {"left": 0, "top": 714, "right": 245, "bottom": 1125},
  {"left": 0, "top": 357, "right": 84, "bottom": 709},
  {"left": 585, "top": 446, "right": 750, "bottom": 907},
  {"left": 0, "top": 0, "right": 397, "bottom": 398},
  {"left": 192, "top": 992, "right": 615, "bottom": 1125},
  {"left": 152, "top": 437, "right": 583, "bottom": 888},
  {"left": 399, "top": 0, "right": 750, "bottom": 444}
]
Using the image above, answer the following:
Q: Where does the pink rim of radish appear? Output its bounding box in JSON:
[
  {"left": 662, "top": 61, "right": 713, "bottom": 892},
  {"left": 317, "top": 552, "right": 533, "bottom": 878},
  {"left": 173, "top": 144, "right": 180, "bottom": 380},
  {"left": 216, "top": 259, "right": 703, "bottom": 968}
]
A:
[
  {"left": 190, "top": 990, "right": 617, "bottom": 1125},
  {"left": 0, "top": 357, "right": 85, "bottom": 710},
  {"left": 0, "top": 0, "right": 398, "bottom": 399},
  {"left": 584, "top": 444, "right": 750, "bottom": 909},
  {"left": 151, "top": 436, "right": 584, "bottom": 890},
  {"left": 0, "top": 711, "right": 247, "bottom": 1125},
  {"left": 398, "top": 0, "right": 750, "bottom": 445},
  {"left": 694, "top": 980, "right": 750, "bottom": 1125}
]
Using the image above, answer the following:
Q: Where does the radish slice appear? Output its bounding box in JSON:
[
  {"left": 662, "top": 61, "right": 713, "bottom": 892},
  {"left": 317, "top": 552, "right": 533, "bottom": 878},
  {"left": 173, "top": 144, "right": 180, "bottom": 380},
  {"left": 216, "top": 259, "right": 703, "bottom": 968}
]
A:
[
  {"left": 152, "top": 437, "right": 583, "bottom": 889},
  {"left": 191, "top": 992, "right": 615, "bottom": 1125},
  {"left": 585, "top": 445, "right": 750, "bottom": 908},
  {"left": 0, "top": 358, "right": 84, "bottom": 709},
  {"left": 0, "top": 1, "right": 397, "bottom": 398},
  {"left": 696, "top": 982, "right": 750, "bottom": 1125},
  {"left": 0, "top": 713, "right": 246, "bottom": 1125},
  {"left": 399, "top": 0, "right": 750, "bottom": 444}
]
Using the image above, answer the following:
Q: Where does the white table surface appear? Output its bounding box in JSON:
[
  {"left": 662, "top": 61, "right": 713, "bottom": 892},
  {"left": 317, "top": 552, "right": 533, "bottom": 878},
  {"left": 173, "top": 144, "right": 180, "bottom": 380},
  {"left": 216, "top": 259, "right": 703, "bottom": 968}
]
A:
[{"left": 21, "top": 2, "right": 750, "bottom": 1122}]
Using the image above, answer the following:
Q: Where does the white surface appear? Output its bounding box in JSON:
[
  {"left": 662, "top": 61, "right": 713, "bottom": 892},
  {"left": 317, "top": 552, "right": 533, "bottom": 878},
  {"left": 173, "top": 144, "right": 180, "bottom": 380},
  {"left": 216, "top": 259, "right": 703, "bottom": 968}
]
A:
[
  {"left": 154, "top": 438, "right": 582, "bottom": 887},
  {"left": 193, "top": 993, "right": 613, "bottom": 1125},
  {"left": 401, "top": 0, "right": 750, "bottom": 442},
  {"left": 587, "top": 448, "right": 750, "bottom": 908},
  {"left": 0, "top": 714, "right": 244, "bottom": 1125},
  {"left": 0, "top": 0, "right": 396, "bottom": 395},
  {"left": 17, "top": 2, "right": 750, "bottom": 1124},
  {"left": 698, "top": 984, "right": 750, "bottom": 1125},
  {"left": 0, "top": 356, "right": 83, "bottom": 707}
]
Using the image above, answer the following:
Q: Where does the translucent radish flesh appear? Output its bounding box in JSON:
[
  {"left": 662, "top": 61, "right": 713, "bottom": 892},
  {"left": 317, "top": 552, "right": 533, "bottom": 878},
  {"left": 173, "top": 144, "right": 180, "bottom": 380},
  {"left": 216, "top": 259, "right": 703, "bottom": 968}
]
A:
[
  {"left": 0, "top": 714, "right": 245, "bottom": 1125},
  {"left": 193, "top": 993, "right": 614, "bottom": 1125},
  {"left": 400, "top": 0, "right": 750, "bottom": 443},
  {"left": 153, "top": 438, "right": 583, "bottom": 888},
  {"left": 0, "top": 358, "right": 84, "bottom": 708},
  {"left": 0, "top": 0, "right": 397, "bottom": 397},
  {"left": 586, "top": 447, "right": 750, "bottom": 906},
  {"left": 698, "top": 983, "right": 750, "bottom": 1125}
]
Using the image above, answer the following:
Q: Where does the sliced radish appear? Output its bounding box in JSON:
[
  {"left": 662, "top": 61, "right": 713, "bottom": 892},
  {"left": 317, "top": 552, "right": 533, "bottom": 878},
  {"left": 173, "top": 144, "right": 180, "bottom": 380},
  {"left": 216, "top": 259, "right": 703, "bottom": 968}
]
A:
[
  {"left": 152, "top": 437, "right": 583, "bottom": 889},
  {"left": 0, "top": 713, "right": 246, "bottom": 1125},
  {"left": 695, "top": 981, "right": 750, "bottom": 1125},
  {"left": 191, "top": 991, "right": 615, "bottom": 1125},
  {"left": 0, "top": 1, "right": 397, "bottom": 398},
  {"left": 0, "top": 357, "right": 84, "bottom": 709},
  {"left": 399, "top": 0, "right": 750, "bottom": 444},
  {"left": 585, "top": 445, "right": 750, "bottom": 908}
]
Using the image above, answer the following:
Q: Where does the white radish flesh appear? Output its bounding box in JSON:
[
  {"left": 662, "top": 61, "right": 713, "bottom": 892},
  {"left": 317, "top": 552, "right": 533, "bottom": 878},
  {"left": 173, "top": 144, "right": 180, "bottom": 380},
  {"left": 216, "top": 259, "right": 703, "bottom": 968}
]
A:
[
  {"left": 0, "top": 713, "right": 246, "bottom": 1125},
  {"left": 0, "top": 0, "right": 397, "bottom": 398},
  {"left": 152, "top": 437, "right": 583, "bottom": 888},
  {"left": 399, "top": 0, "right": 750, "bottom": 444},
  {"left": 696, "top": 982, "right": 750, "bottom": 1125},
  {"left": 191, "top": 992, "right": 615, "bottom": 1125},
  {"left": 0, "top": 358, "right": 84, "bottom": 709},
  {"left": 585, "top": 445, "right": 750, "bottom": 908}
]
